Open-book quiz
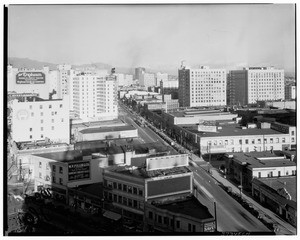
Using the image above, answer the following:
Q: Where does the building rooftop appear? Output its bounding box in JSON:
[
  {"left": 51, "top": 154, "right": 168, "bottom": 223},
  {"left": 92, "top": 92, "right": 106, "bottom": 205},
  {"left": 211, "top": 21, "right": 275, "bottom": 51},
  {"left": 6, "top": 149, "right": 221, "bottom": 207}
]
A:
[
  {"left": 106, "top": 165, "right": 191, "bottom": 180},
  {"left": 257, "top": 177, "right": 296, "bottom": 201},
  {"left": 79, "top": 125, "right": 136, "bottom": 134},
  {"left": 184, "top": 123, "right": 287, "bottom": 137},
  {"left": 169, "top": 109, "right": 234, "bottom": 118},
  {"left": 72, "top": 183, "right": 103, "bottom": 198},
  {"left": 71, "top": 119, "right": 125, "bottom": 129},
  {"left": 14, "top": 96, "right": 63, "bottom": 103},
  {"left": 227, "top": 152, "right": 296, "bottom": 169},
  {"left": 151, "top": 195, "right": 214, "bottom": 221}
]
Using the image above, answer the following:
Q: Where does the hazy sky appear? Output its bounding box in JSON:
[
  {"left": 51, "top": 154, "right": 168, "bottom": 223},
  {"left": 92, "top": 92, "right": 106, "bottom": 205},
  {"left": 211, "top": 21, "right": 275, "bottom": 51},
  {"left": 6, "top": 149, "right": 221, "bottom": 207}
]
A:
[{"left": 8, "top": 4, "right": 295, "bottom": 72}]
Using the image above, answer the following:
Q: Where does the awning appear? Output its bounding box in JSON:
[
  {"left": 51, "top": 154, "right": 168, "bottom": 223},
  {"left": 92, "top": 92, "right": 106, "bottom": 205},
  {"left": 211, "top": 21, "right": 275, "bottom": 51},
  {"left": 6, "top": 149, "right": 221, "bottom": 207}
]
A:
[{"left": 103, "top": 211, "right": 121, "bottom": 221}]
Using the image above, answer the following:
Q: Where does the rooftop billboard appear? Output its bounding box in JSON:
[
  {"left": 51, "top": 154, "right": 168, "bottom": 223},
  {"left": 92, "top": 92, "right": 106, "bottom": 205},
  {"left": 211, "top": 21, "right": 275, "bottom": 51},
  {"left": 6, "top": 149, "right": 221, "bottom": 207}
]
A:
[{"left": 16, "top": 72, "right": 45, "bottom": 84}]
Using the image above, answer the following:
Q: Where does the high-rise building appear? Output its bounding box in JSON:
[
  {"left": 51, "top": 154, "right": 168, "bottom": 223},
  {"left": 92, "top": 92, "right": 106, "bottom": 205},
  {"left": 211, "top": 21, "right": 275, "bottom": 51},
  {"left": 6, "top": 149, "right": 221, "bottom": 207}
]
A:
[
  {"left": 72, "top": 71, "right": 118, "bottom": 122},
  {"left": 57, "top": 64, "right": 72, "bottom": 99},
  {"left": 141, "top": 73, "right": 156, "bottom": 87},
  {"left": 228, "top": 67, "right": 284, "bottom": 105},
  {"left": 178, "top": 65, "right": 226, "bottom": 107},
  {"left": 135, "top": 67, "right": 145, "bottom": 82},
  {"left": 10, "top": 96, "right": 70, "bottom": 143},
  {"left": 285, "top": 84, "right": 296, "bottom": 100}
]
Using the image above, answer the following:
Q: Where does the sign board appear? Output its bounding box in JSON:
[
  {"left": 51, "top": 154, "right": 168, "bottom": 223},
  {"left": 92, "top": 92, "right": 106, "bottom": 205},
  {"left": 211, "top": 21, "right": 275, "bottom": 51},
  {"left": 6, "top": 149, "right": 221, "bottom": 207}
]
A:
[
  {"left": 16, "top": 72, "right": 46, "bottom": 84},
  {"left": 68, "top": 161, "right": 90, "bottom": 181},
  {"left": 204, "top": 222, "right": 215, "bottom": 232}
]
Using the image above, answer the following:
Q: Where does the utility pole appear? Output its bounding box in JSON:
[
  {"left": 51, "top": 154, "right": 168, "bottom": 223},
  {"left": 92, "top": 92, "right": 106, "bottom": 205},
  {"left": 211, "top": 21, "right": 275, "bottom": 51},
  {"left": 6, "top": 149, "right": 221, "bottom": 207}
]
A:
[{"left": 214, "top": 202, "right": 217, "bottom": 232}]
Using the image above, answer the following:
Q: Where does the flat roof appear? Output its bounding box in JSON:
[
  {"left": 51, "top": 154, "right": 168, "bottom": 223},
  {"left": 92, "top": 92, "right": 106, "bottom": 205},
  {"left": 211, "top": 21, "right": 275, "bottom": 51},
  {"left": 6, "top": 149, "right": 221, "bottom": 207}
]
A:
[
  {"left": 170, "top": 110, "right": 235, "bottom": 118},
  {"left": 79, "top": 125, "right": 136, "bottom": 134},
  {"left": 184, "top": 124, "right": 286, "bottom": 137},
  {"left": 71, "top": 119, "right": 124, "bottom": 128},
  {"left": 228, "top": 152, "right": 296, "bottom": 169},
  {"left": 33, "top": 142, "right": 176, "bottom": 162},
  {"left": 107, "top": 165, "right": 191, "bottom": 179},
  {"left": 152, "top": 195, "right": 214, "bottom": 221},
  {"left": 257, "top": 177, "right": 296, "bottom": 201},
  {"left": 72, "top": 183, "right": 103, "bottom": 198}
]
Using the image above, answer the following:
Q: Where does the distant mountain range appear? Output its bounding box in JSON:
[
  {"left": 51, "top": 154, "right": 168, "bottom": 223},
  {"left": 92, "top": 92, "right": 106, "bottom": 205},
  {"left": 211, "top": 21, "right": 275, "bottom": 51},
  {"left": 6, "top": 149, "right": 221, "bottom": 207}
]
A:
[{"left": 7, "top": 57, "right": 295, "bottom": 78}]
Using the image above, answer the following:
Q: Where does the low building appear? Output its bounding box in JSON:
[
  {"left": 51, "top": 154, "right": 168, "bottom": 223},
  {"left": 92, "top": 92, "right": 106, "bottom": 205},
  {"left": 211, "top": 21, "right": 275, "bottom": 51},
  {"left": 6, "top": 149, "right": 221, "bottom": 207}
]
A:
[
  {"left": 77, "top": 125, "right": 138, "bottom": 142},
  {"left": 161, "top": 109, "right": 238, "bottom": 125},
  {"left": 266, "top": 100, "right": 296, "bottom": 110},
  {"left": 102, "top": 153, "right": 195, "bottom": 229},
  {"left": 145, "top": 195, "right": 215, "bottom": 232},
  {"left": 225, "top": 151, "right": 296, "bottom": 190},
  {"left": 252, "top": 177, "right": 296, "bottom": 227}
]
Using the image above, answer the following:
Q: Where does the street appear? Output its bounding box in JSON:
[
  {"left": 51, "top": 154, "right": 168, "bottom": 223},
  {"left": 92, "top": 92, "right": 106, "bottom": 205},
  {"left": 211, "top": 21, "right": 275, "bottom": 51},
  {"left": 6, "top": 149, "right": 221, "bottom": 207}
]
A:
[{"left": 191, "top": 165, "right": 271, "bottom": 233}]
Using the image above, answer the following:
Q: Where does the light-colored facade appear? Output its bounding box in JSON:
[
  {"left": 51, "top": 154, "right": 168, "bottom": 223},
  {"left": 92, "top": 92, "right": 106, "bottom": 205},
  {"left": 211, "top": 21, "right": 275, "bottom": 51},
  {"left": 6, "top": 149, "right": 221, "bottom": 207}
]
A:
[
  {"left": 178, "top": 66, "right": 227, "bottom": 107},
  {"left": 11, "top": 97, "right": 70, "bottom": 143},
  {"left": 285, "top": 84, "right": 296, "bottom": 100},
  {"left": 7, "top": 65, "right": 51, "bottom": 99},
  {"left": 156, "top": 72, "right": 168, "bottom": 86},
  {"left": 72, "top": 72, "right": 118, "bottom": 121},
  {"left": 141, "top": 73, "right": 156, "bottom": 87},
  {"left": 228, "top": 67, "right": 285, "bottom": 105},
  {"left": 57, "top": 64, "right": 72, "bottom": 99}
]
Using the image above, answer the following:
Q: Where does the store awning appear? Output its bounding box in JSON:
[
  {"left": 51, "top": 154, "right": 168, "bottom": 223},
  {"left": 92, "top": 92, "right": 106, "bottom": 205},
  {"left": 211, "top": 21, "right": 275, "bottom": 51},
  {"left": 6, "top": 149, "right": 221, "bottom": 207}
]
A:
[{"left": 103, "top": 211, "right": 121, "bottom": 221}]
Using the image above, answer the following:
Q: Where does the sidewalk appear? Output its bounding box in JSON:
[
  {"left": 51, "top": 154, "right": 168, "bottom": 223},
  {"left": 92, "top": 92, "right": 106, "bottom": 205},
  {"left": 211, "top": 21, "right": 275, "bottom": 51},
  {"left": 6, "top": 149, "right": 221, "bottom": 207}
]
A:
[{"left": 209, "top": 168, "right": 296, "bottom": 235}]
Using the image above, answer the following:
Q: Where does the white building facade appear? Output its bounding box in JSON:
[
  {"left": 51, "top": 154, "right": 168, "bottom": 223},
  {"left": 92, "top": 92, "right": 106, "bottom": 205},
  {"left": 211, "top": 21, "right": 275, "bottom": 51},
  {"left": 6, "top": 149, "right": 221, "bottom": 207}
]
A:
[
  {"left": 178, "top": 66, "right": 227, "bottom": 107},
  {"left": 11, "top": 97, "right": 70, "bottom": 143}
]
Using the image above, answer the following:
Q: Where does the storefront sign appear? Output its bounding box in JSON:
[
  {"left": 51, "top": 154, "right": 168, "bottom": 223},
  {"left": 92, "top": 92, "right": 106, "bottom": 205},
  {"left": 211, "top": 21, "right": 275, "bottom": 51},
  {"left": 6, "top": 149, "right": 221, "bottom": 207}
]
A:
[{"left": 68, "top": 161, "right": 90, "bottom": 181}]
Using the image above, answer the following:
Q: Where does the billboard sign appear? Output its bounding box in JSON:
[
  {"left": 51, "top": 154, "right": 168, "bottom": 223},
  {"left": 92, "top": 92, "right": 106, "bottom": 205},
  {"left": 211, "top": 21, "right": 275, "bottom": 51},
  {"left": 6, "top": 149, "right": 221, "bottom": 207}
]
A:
[
  {"left": 16, "top": 72, "right": 46, "bottom": 84},
  {"left": 68, "top": 161, "right": 90, "bottom": 181}
]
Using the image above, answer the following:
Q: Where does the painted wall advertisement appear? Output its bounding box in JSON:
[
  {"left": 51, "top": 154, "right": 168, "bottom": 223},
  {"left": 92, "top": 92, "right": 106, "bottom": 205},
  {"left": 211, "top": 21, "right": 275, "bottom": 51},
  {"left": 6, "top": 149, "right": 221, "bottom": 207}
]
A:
[
  {"left": 16, "top": 72, "right": 46, "bottom": 84},
  {"left": 68, "top": 161, "right": 90, "bottom": 181}
]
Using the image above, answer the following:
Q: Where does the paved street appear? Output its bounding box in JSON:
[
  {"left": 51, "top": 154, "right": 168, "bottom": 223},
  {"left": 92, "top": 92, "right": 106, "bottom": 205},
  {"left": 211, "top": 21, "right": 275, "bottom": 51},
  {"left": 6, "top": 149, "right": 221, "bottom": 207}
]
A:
[{"left": 191, "top": 165, "right": 271, "bottom": 233}]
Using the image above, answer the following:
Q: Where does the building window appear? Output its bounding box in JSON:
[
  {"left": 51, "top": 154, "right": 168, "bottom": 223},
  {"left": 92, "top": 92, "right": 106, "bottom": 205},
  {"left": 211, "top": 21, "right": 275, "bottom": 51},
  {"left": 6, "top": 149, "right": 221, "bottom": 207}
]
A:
[
  {"left": 123, "top": 184, "right": 127, "bottom": 192},
  {"left": 286, "top": 171, "right": 289, "bottom": 175},
  {"left": 128, "top": 186, "right": 133, "bottom": 194},
  {"left": 164, "top": 217, "right": 169, "bottom": 225},
  {"left": 31, "top": 112, "right": 34, "bottom": 117},
  {"left": 52, "top": 119, "right": 54, "bottom": 123},
  {"left": 239, "top": 139, "right": 242, "bottom": 144},
  {"left": 59, "top": 178, "right": 63, "bottom": 185},
  {"left": 40, "top": 105, "right": 43, "bottom": 109},
  {"left": 41, "top": 127, "right": 43, "bottom": 131},
  {"left": 123, "top": 197, "right": 127, "bottom": 205},
  {"left": 258, "top": 139, "right": 261, "bottom": 144},
  {"left": 41, "top": 120, "right": 43, "bottom": 123},
  {"left": 188, "top": 223, "right": 192, "bottom": 232},
  {"left": 133, "top": 187, "right": 137, "bottom": 195},
  {"left": 52, "top": 176, "right": 56, "bottom": 183},
  {"left": 59, "top": 167, "right": 63, "bottom": 174},
  {"left": 41, "top": 112, "right": 43, "bottom": 116},
  {"left": 149, "top": 211, "right": 153, "bottom": 219},
  {"left": 252, "top": 139, "right": 255, "bottom": 144},
  {"left": 258, "top": 172, "right": 261, "bottom": 178},
  {"left": 49, "top": 105, "right": 52, "bottom": 108},
  {"left": 193, "top": 225, "right": 196, "bottom": 232},
  {"left": 52, "top": 126, "right": 54, "bottom": 130},
  {"left": 291, "top": 131, "right": 295, "bottom": 136},
  {"left": 133, "top": 200, "right": 137, "bottom": 208},
  {"left": 138, "top": 189, "right": 143, "bottom": 196},
  {"left": 41, "top": 134, "right": 43, "bottom": 138},
  {"left": 245, "top": 139, "right": 249, "bottom": 144},
  {"left": 276, "top": 138, "right": 279, "bottom": 143},
  {"left": 270, "top": 138, "right": 273, "bottom": 143},
  {"left": 292, "top": 170, "right": 296, "bottom": 175},
  {"left": 61, "top": 118, "right": 64, "bottom": 122},
  {"left": 29, "top": 105, "right": 32, "bottom": 109},
  {"left": 282, "top": 138, "right": 286, "bottom": 143},
  {"left": 278, "top": 171, "right": 281, "bottom": 177},
  {"left": 118, "top": 195, "right": 122, "bottom": 203},
  {"left": 30, "top": 128, "right": 32, "bottom": 131},
  {"left": 39, "top": 172, "right": 42, "bottom": 178},
  {"left": 176, "top": 220, "right": 180, "bottom": 228},
  {"left": 113, "top": 194, "right": 117, "bottom": 202},
  {"left": 158, "top": 215, "right": 162, "bottom": 224},
  {"left": 52, "top": 165, "right": 56, "bottom": 172},
  {"left": 118, "top": 183, "right": 122, "bottom": 190},
  {"left": 291, "top": 137, "right": 295, "bottom": 142},
  {"left": 39, "top": 162, "right": 42, "bottom": 168}
]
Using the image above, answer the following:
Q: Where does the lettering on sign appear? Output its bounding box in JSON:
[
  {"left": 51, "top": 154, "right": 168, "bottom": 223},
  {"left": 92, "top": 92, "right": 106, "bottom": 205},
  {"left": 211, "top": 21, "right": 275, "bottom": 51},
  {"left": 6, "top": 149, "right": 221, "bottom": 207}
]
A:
[{"left": 16, "top": 72, "right": 46, "bottom": 84}]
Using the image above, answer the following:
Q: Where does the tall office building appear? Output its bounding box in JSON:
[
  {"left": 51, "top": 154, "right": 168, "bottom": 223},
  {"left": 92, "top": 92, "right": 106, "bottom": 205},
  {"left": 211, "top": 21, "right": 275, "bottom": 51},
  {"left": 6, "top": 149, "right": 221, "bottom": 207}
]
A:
[
  {"left": 228, "top": 67, "right": 284, "bottom": 105},
  {"left": 72, "top": 71, "right": 118, "bottom": 121},
  {"left": 178, "top": 65, "right": 227, "bottom": 107},
  {"left": 57, "top": 64, "right": 72, "bottom": 98},
  {"left": 141, "top": 73, "right": 156, "bottom": 87},
  {"left": 135, "top": 67, "right": 145, "bottom": 81}
]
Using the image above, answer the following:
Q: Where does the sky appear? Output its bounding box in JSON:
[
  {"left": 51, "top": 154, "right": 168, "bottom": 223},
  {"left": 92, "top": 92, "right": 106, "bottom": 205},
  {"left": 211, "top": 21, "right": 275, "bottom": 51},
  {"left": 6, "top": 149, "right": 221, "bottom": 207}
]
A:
[{"left": 8, "top": 4, "right": 295, "bottom": 72}]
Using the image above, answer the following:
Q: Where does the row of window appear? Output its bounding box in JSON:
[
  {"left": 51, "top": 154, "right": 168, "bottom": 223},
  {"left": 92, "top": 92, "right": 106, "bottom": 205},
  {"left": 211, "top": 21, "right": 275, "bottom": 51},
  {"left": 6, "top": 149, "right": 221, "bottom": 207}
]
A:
[
  {"left": 104, "top": 179, "right": 144, "bottom": 196},
  {"left": 207, "top": 137, "right": 290, "bottom": 146},
  {"left": 148, "top": 211, "right": 196, "bottom": 232},
  {"left": 104, "top": 191, "right": 144, "bottom": 210},
  {"left": 32, "top": 104, "right": 63, "bottom": 110},
  {"left": 257, "top": 170, "right": 296, "bottom": 178}
]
